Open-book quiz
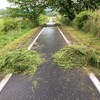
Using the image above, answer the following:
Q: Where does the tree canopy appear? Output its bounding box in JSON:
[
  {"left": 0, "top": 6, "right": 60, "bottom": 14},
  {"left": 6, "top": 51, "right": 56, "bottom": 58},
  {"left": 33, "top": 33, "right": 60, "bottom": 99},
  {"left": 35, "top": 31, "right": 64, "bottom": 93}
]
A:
[
  {"left": 7, "top": 0, "right": 46, "bottom": 23},
  {"left": 7, "top": 0, "right": 100, "bottom": 21},
  {"left": 48, "top": 0, "right": 100, "bottom": 20},
  {"left": 75, "top": 0, "right": 100, "bottom": 13}
]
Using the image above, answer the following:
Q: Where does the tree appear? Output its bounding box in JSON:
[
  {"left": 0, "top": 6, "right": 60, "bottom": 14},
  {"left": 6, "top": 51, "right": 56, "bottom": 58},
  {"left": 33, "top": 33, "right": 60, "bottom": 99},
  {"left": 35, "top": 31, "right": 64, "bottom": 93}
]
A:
[
  {"left": 48, "top": 0, "right": 100, "bottom": 20},
  {"left": 7, "top": 0, "right": 46, "bottom": 24},
  {"left": 7, "top": 0, "right": 100, "bottom": 22},
  {"left": 48, "top": 0, "right": 76, "bottom": 20},
  {"left": 75, "top": 0, "right": 100, "bottom": 13}
]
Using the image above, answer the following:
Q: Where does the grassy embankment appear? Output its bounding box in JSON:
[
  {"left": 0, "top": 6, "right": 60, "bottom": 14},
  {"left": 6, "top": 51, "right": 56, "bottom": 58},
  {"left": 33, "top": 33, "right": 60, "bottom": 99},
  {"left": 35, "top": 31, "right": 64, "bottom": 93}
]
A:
[
  {"left": 54, "top": 10, "right": 100, "bottom": 74},
  {"left": 0, "top": 25, "right": 41, "bottom": 80},
  {"left": 0, "top": 17, "right": 42, "bottom": 54},
  {"left": 0, "top": 15, "right": 48, "bottom": 80}
]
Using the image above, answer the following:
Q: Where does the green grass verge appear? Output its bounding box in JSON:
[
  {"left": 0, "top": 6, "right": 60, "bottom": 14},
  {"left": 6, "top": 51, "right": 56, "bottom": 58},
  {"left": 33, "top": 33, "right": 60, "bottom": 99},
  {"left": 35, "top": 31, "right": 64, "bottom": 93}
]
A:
[
  {"left": 0, "top": 27, "right": 40, "bottom": 56},
  {"left": 0, "top": 49, "right": 44, "bottom": 75},
  {"left": 61, "top": 25, "right": 100, "bottom": 50},
  {"left": 59, "top": 25, "right": 100, "bottom": 74},
  {"left": 0, "top": 18, "right": 4, "bottom": 28},
  {"left": 0, "top": 73, "right": 5, "bottom": 81},
  {"left": 0, "top": 28, "right": 31, "bottom": 48},
  {"left": 0, "top": 27, "right": 41, "bottom": 79},
  {"left": 53, "top": 45, "right": 100, "bottom": 70}
]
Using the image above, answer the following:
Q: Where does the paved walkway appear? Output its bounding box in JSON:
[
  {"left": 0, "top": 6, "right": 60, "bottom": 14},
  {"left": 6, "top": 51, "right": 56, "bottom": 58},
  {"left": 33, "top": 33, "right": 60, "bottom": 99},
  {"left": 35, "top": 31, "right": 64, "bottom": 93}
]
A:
[{"left": 0, "top": 26, "right": 100, "bottom": 100}]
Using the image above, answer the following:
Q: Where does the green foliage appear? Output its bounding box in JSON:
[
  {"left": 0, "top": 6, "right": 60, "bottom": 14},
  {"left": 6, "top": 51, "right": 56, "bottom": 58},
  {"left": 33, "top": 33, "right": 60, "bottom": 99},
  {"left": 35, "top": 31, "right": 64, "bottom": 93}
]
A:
[
  {"left": 0, "top": 28, "right": 30, "bottom": 48},
  {"left": 19, "top": 19, "right": 35, "bottom": 29},
  {"left": 1, "top": 18, "right": 18, "bottom": 32},
  {"left": 51, "top": 0, "right": 76, "bottom": 20},
  {"left": 0, "top": 18, "right": 32, "bottom": 48},
  {"left": 5, "top": 0, "right": 100, "bottom": 22},
  {"left": 0, "top": 15, "right": 47, "bottom": 49},
  {"left": 0, "top": 19, "right": 4, "bottom": 28},
  {"left": 0, "top": 17, "right": 40, "bottom": 48},
  {"left": 7, "top": 0, "right": 46, "bottom": 22},
  {"left": 48, "top": 0, "right": 100, "bottom": 20},
  {"left": 38, "top": 14, "right": 48, "bottom": 25},
  {"left": 82, "top": 11, "right": 100, "bottom": 37},
  {"left": 0, "top": 50, "right": 43, "bottom": 74},
  {"left": 0, "top": 18, "right": 30, "bottom": 33},
  {"left": 76, "top": 0, "right": 100, "bottom": 12},
  {"left": 0, "top": 27, "right": 40, "bottom": 56},
  {"left": 73, "top": 10, "right": 100, "bottom": 38},
  {"left": 59, "top": 16, "right": 72, "bottom": 25},
  {"left": 73, "top": 11, "right": 90, "bottom": 29},
  {"left": 53, "top": 45, "right": 100, "bottom": 69}
]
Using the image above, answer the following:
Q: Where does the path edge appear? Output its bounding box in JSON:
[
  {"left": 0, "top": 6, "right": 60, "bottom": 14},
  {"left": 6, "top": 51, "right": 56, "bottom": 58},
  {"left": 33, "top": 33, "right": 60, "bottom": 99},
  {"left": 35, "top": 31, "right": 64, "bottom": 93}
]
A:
[
  {"left": 58, "top": 26, "right": 100, "bottom": 94},
  {"left": 0, "top": 28, "right": 44, "bottom": 92}
]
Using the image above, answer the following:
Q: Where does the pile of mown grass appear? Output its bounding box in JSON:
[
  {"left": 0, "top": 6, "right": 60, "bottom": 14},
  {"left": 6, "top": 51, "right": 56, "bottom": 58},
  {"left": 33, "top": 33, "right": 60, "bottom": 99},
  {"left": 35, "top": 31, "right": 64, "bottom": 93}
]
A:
[
  {"left": 53, "top": 45, "right": 100, "bottom": 69},
  {"left": 0, "top": 50, "right": 43, "bottom": 75}
]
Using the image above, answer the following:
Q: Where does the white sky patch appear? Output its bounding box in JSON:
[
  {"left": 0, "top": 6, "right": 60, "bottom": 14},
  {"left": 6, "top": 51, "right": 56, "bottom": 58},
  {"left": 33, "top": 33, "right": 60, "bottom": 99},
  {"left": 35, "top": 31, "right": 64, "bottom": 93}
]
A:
[{"left": 0, "top": 0, "right": 11, "bottom": 9}]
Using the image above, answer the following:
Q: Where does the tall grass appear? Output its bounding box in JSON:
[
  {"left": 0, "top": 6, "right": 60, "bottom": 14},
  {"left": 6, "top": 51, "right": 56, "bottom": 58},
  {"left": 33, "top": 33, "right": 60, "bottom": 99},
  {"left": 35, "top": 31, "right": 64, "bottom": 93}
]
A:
[
  {"left": 73, "top": 11, "right": 91, "bottom": 29},
  {"left": 0, "top": 19, "right": 31, "bottom": 48},
  {"left": 0, "top": 28, "right": 30, "bottom": 48},
  {"left": 73, "top": 10, "right": 100, "bottom": 38},
  {"left": 38, "top": 14, "right": 48, "bottom": 25},
  {"left": 0, "top": 18, "right": 34, "bottom": 48},
  {"left": 0, "top": 18, "right": 4, "bottom": 28},
  {"left": 59, "top": 10, "right": 100, "bottom": 38},
  {"left": 83, "top": 10, "right": 100, "bottom": 37},
  {"left": 0, "top": 15, "right": 48, "bottom": 49}
]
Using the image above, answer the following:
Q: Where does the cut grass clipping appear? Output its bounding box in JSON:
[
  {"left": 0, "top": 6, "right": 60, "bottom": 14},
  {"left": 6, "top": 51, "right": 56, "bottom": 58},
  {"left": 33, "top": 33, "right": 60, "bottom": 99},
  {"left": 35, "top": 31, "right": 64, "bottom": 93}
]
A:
[
  {"left": 53, "top": 45, "right": 100, "bottom": 69},
  {"left": 0, "top": 50, "right": 43, "bottom": 75}
]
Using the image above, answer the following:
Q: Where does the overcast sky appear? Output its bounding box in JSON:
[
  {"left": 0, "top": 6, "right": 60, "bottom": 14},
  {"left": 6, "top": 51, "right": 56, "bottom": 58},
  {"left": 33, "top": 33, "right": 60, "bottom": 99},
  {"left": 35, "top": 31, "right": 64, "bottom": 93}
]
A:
[{"left": 0, "top": 0, "right": 11, "bottom": 9}]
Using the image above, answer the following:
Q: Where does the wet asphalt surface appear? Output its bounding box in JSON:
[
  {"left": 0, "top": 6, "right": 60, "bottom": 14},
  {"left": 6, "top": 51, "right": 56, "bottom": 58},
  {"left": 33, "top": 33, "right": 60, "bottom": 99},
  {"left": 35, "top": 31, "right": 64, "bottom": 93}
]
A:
[{"left": 0, "top": 26, "right": 100, "bottom": 100}]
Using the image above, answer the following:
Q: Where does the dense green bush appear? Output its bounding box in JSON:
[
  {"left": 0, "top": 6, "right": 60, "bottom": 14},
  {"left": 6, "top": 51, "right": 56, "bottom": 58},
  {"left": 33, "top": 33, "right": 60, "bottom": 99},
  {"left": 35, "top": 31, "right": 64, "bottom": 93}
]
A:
[
  {"left": 0, "top": 50, "right": 43, "bottom": 74},
  {"left": 38, "top": 14, "right": 48, "bottom": 25},
  {"left": 0, "top": 15, "right": 48, "bottom": 33},
  {"left": 73, "top": 11, "right": 90, "bottom": 29},
  {"left": 2, "top": 18, "right": 18, "bottom": 32},
  {"left": 0, "top": 27, "right": 31, "bottom": 48},
  {"left": 72, "top": 10, "right": 100, "bottom": 38},
  {"left": 57, "top": 16, "right": 72, "bottom": 25},
  {"left": 82, "top": 11, "right": 100, "bottom": 37},
  {"left": 0, "top": 18, "right": 4, "bottom": 28},
  {"left": 0, "top": 15, "right": 47, "bottom": 48},
  {"left": 53, "top": 45, "right": 100, "bottom": 69},
  {"left": 0, "top": 18, "right": 35, "bottom": 48},
  {"left": 19, "top": 19, "right": 35, "bottom": 29},
  {"left": 0, "top": 18, "right": 36, "bottom": 33}
]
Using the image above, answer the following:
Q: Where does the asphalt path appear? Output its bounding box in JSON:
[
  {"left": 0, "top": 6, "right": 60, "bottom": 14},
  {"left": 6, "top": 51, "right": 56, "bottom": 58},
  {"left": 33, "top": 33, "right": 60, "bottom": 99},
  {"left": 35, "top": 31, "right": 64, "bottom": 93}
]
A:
[{"left": 0, "top": 26, "right": 100, "bottom": 100}]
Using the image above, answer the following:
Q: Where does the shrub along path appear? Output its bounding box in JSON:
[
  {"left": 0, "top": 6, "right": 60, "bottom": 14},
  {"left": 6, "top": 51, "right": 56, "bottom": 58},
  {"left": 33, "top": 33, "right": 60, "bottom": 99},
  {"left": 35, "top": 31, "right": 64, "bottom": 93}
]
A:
[{"left": 0, "top": 26, "right": 100, "bottom": 100}]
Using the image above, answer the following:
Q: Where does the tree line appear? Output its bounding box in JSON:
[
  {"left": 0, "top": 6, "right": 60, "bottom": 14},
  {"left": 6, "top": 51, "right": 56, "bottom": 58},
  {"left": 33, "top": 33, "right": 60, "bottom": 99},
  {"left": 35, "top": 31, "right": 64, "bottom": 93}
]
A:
[{"left": 7, "top": 0, "right": 100, "bottom": 21}]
